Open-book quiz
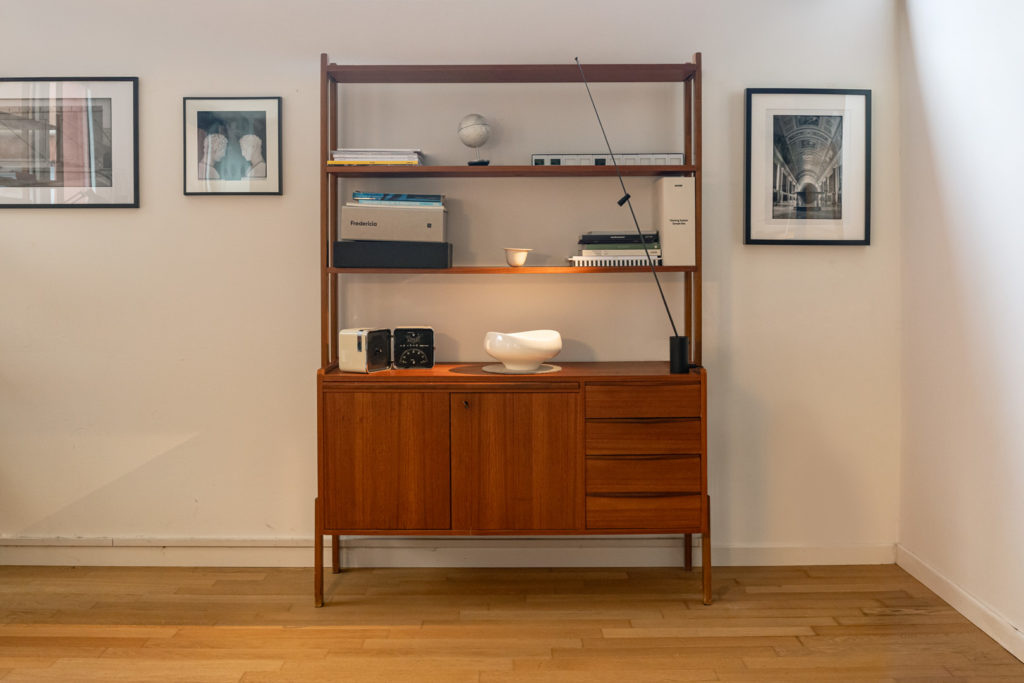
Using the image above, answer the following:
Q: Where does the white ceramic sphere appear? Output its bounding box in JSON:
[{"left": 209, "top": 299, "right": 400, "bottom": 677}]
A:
[{"left": 458, "top": 113, "right": 491, "bottom": 148}]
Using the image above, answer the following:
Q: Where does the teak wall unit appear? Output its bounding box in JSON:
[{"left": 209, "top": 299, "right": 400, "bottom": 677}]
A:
[{"left": 315, "top": 54, "right": 708, "bottom": 606}]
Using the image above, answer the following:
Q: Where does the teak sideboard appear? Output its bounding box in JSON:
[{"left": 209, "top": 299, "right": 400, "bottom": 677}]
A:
[{"left": 315, "top": 55, "right": 709, "bottom": 606}]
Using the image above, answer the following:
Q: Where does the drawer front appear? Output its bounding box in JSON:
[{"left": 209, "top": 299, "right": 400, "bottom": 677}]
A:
[
  {"left": 586, "top": 493, "right": 701, "bottom": 530},
  {"left": 586, "top": 383, "right": 700, "bottom": 419},
  {"left": 585, "top": 418, "right": 701, "bottom": 455},
  {"left": 586, "top": 455, "right": 701, "bottom": 494}
]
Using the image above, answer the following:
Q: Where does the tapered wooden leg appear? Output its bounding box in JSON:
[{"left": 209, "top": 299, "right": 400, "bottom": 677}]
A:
[
  {"left": 702, "top": 494, "right": 712, "bottom": 605},
  {"left": 683, "top": 533, "right": 693, "bottom": 570},
  {"left": 314, "top": 497, "right": 324, "bottom": 607},
  {"left": 331, "top": 534, "right": 342, "bottom": 574}
]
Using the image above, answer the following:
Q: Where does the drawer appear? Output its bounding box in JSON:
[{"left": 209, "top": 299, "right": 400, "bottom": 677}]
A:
[
  {"left": 586, "top": 493, "right": 702, "bottom": 530},
  {"left": 586, "top": 383, "right": 700, "bottom": 419},
  {"left": 586, "top": 418, "right": 701, "bottom": 455},
  {"left": 587, "top": 455, "right": 701, "bottom": 494}
]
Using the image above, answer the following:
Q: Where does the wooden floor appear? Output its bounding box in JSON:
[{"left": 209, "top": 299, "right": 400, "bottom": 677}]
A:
[{"left": 0, "top": 564, "right": 1021, "bottom": 682}]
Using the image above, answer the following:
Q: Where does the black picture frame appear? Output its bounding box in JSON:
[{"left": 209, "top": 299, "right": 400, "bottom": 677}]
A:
[
  {"left": 745, "top": 88, "right": 871, "bottom": 245},
  {"left": 183, "top": 96, "right": 282, "bottom": 196},
  {"left": 0, "top": 77, "right": 139, "bottom": 208}
]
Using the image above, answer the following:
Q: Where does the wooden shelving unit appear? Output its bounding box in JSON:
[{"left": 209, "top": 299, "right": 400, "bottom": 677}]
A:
[
  {"left": 319, "top": 55, "right": 704, "bottom": 367},
  {"left": 315, "top": 54, "right": 709, "bottom": 608}
]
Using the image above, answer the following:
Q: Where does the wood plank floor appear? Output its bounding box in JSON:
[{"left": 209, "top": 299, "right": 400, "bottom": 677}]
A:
[{"left": 0, "top": 564, "right": 1021, "bottom": 682}]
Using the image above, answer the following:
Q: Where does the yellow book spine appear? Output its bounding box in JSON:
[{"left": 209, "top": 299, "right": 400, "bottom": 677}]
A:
[{"left": 327, "top": 160, "right": 421, "bottom": 165}]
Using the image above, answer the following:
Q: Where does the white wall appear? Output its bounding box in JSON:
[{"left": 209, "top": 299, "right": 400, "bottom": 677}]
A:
[
  {"left": 0, "top": 0, "right": 901, "bottom": 566},
  {"left": 899, "top": 0, "right": 1024, "bottom": 658}
]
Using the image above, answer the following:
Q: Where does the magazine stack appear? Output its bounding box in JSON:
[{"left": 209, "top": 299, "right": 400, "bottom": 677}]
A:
[
  {"left": 569, "top": 230, "right": 662, "bottom": 267},
  {"left": 328, "top": 148, "right": 423, "bottom": 166}
]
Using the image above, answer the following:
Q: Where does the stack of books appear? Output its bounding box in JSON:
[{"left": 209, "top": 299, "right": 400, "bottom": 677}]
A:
[
  {"left": 348, "top": 190, "right": 443, "bottom": 208},
  {"left": 335, "top": 191, "right": 451, "bottom": 269},
  {"left": 329, "top": 148, "right": 424, "bottom": 166},
  {"left": 569, "top": 230, "right": 662, "bottom": 267}
]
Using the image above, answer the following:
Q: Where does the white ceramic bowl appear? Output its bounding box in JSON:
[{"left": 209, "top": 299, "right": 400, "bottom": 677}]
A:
[
  {"left": 484, "top": 329, "right": 562, "bottom": 372},
  {"left": 504, "top": 247, "right": 532, "bottom": 266}
]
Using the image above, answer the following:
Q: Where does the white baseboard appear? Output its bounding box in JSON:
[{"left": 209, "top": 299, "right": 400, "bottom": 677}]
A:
[
  {"left": 0, "top": 536, "right": 894, "bottom": 568},
  {"left": 897, "top": 544, "right": 1024, "bottom": 663},
  {"left": 714, "top": 542, "right": 895, "bottom": 566}
]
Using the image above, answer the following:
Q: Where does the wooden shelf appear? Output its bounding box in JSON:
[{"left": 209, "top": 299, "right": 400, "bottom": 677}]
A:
[
  {"left": 327, "top": 265, "right": 695, "bottom": 275},
  {"left": 326, "top": 63, "right": 697, "bottom": 84},
  {"left": 326, "top": 164, "right": 695, "bottom": 178},
  {"left": 320, "top": 362, "right": 704, "bottom": 382}
]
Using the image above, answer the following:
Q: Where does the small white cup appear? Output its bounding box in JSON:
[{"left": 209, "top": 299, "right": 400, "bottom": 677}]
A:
[{"left": 504, "top": 247, "right": 532, "bottom": 266}]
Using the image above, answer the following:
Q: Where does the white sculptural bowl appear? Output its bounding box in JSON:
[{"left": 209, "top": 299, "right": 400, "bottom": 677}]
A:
[{"left": 484, "top": 329, "right": 562, "bottom": 372}]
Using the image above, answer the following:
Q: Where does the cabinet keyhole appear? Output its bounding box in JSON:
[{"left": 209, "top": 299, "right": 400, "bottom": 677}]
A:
[{"left": 463, "top": 400, "right": 469, "bottom": 408}]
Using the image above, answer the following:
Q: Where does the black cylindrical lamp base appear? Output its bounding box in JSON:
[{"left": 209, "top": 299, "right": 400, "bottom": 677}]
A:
[{"left": 669, "top": 335, "right": 690, "bottom": 374}]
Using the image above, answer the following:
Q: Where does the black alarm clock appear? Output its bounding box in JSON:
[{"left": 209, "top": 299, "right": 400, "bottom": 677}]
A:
[{"left": 393, "top": 326, "right": 435, "bottom": 368}]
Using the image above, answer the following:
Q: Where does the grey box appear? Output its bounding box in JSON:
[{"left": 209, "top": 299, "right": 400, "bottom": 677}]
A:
[{"left": 340, "top": 204, "right": 447, "bottom": 242}]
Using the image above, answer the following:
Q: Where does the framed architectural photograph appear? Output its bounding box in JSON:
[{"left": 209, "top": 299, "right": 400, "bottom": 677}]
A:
[
  {"left": 745, "top": 88, "right": 871, "bottom": 245},
  {"left": 183, "top": 96, "right": 281, "bottom": 195},
  {"left": 0, "top": 77, "right": 138, "bottom": 208}
]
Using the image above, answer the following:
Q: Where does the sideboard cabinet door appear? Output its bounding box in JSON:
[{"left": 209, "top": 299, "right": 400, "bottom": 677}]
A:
[
  {"left": 451, "top": 392, "right": 580, "bottom": 531},
  {"left": 322, "top": 391, "right": 451, "bottom": 530}
]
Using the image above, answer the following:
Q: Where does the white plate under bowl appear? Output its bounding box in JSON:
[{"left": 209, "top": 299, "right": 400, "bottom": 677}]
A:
[{"left": 481, "top": 363, "right": 561, "bottom": 375}]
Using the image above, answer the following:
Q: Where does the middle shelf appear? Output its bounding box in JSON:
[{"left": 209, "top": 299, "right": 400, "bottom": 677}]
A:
[{"left": 325, "top": 164, "right": 696, "bottom": 178}]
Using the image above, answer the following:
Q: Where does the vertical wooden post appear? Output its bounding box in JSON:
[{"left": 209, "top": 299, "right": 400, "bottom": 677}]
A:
[
  {"left": 700, "top": 365, "right": 711, "bottom": 605},
  {"left": 692, "top": 52, "right": 703, "bottom": 367},
  {"left": 692, "top": 53, "right": 700, "bottom": 368},
  {"left": 327, "top": 77, "right": 339, "bottom": 365},
  {"left": 319, "top": 54, "right": 331, "bottom": 369},
  {"left": 684, "top": 272, "right": 693, "bottom": 354},
  {"left": 702, "top": 495, "right": 712, "bottom": 605},
  {"left": 684, "top": 76, "right": 692, "bottom": 168},
  {"left": 314, "top": 497, "right": 324, "bottom": 607}
]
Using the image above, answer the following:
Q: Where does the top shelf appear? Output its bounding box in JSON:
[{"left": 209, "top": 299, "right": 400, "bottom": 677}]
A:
[
  {"left": 325, "top": 63, "right": 697, "bottom": 84},
  {"left": 326, "top": 164, "right": 696, "bottom": 178}
]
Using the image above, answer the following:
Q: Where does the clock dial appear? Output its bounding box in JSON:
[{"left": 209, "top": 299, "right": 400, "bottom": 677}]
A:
[
  {"left": 397, "top": 347, "right": 430, "bottom": 367},
  {"left": 393, "top": 327, "right": 434, "bottom": 369}
]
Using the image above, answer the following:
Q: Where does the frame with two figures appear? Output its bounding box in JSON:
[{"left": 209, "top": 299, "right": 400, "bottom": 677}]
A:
[{"left": 183, "top": 96, "right": 281, "bottom": 196}]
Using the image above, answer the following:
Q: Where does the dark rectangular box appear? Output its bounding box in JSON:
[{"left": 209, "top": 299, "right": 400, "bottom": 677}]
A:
[
  {"left": 333, "top": 240, "right": 452, "bottom": 269},
  {"left": 578, "top": 231, "right": 659, "bottom": 244}
]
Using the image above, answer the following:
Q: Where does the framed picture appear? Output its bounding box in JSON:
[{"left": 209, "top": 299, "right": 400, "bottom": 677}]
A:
[
  {"left": 745, "top": 88, "right": 871, "bottom": 245},
  {"left": 183, "top": 96, "right": 281, "bottom": 195},
  {"left": 0, "top": 77, "right": 138, "bottom": 208}
]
